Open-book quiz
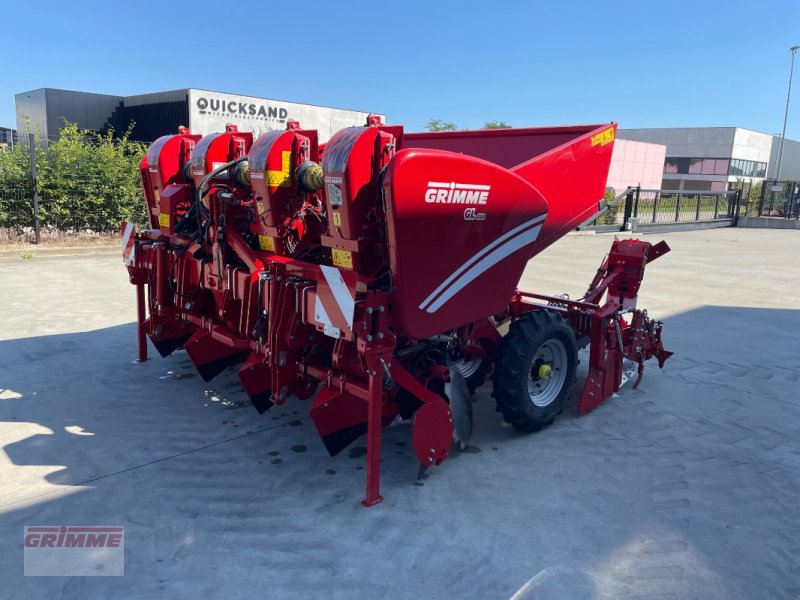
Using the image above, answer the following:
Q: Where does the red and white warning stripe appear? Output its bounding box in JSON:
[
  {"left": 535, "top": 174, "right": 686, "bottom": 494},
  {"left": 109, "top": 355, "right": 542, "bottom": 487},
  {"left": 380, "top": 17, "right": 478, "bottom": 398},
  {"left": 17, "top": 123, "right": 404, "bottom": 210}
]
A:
[
  {"left": 121, "top": 221, "right": 136, "bottom": 266},
  {"left": 314, "top": 265, "right": 357, "bottom": 337}
]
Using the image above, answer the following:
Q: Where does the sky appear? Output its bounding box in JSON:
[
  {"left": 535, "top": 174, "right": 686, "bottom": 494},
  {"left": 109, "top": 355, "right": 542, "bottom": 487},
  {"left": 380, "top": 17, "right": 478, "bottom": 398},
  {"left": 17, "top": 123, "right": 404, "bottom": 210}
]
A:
[{"left": 2, "top": 0, "right": 800, "bottom": 137}]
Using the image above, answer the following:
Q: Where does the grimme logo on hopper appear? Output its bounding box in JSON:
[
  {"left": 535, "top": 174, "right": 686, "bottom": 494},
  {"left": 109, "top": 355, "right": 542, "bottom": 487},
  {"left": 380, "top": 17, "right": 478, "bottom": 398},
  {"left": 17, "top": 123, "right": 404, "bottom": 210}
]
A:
[{"left": 425, "top": 182, "right": 490, "bottom": 205}]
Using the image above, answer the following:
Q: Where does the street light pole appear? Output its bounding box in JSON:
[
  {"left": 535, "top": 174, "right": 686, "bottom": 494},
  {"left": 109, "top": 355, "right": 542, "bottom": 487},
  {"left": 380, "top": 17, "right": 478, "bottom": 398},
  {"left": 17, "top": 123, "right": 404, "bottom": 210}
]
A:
[{"left": 776, "top": 45, "right": 800, "bottom": 181}]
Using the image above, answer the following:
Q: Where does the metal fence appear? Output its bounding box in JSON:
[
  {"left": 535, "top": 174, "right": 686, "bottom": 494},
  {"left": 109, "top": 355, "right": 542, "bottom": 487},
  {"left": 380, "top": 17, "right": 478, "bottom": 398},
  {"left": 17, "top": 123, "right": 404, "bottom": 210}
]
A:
[
  {"left": 758, "top": 180, "right": 800, "bottom": 219},
  {"left": 0, "top": 186, "right": 131, "bottom": 243},
  {"left": 585, "top": 187, "right": 742, "bottom": 232},
  {"left": 626, "top": 188, "right": 740, "bottom": 226}
]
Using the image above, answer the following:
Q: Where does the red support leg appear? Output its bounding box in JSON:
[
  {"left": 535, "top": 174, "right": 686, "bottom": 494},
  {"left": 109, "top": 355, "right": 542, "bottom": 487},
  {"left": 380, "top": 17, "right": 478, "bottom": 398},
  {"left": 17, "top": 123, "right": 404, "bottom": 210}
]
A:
[
  {"left": 135, "top": 282, "right": 148, "bottom": 363},
  {"left": 362, "top": 373, "right": 384, "bottom": 507}
]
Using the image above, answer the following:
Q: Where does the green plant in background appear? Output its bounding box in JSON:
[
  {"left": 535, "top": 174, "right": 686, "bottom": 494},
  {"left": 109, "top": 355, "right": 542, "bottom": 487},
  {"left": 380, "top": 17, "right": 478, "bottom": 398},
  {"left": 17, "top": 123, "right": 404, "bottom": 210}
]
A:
[
  {"left": 482, "top": 121, "right": 511, "bottom": 129},
  {"left": 425, "top": 119, "right": 459, "bottom": 132},
  {"left": 596, "top": 187, "right": 620, "bottom": 225},
  {"left": 746, "top": 182, "right": 762, "bottom": 216},
  {"left": 0, "top": 121, "right": 148, "bottom": 233}
]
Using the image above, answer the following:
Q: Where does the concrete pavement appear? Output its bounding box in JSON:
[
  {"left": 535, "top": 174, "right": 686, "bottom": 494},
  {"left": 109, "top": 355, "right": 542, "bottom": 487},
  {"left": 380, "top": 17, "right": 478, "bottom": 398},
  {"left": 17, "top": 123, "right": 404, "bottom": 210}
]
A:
[{"left": 1, "top": 228, "right": 798, "bottom": 599}]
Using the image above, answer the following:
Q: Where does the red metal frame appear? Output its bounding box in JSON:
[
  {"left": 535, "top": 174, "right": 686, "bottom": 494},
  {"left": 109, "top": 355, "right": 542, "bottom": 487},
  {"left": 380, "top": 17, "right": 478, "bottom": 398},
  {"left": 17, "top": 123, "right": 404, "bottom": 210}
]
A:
[{"left": 123, "top": 119, "right": 671, "bottom": 506}]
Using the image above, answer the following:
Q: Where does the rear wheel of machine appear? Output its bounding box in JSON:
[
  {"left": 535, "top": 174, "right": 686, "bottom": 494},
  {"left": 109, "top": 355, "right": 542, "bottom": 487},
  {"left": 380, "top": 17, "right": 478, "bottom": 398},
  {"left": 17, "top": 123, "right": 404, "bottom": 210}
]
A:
[{"left": 492, "top": 310, "right": 577, "bottom": 432}]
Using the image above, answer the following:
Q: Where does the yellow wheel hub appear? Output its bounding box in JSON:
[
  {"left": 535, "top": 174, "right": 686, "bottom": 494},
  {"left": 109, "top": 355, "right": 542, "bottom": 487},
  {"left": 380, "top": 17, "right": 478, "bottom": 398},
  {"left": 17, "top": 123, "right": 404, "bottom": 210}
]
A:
[{"left": 538, "top": 364, "right": 552, "bottom": 380}]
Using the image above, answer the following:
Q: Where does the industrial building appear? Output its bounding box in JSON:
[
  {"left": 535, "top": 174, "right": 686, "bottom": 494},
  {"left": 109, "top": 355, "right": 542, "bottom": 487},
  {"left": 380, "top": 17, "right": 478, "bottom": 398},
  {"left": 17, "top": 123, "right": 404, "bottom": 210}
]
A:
[
  {"left": 606, "top": 139, "right": 666, "bottom": 194},
  {"left": 14, "top": 88, "right": 381, "bottom": 144},
  {"left": 617, "top": 127, "right": 800, "bottom": 191},
  {"left": 0, "top": 126, "right": 16, "bottom": 149}
]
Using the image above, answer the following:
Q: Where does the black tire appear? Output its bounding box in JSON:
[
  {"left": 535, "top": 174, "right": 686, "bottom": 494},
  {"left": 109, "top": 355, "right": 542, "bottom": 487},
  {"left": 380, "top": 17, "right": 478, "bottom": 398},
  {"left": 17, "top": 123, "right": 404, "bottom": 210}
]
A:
[{"left": 492, "top": 310, "right": 577, "bottom": 431}]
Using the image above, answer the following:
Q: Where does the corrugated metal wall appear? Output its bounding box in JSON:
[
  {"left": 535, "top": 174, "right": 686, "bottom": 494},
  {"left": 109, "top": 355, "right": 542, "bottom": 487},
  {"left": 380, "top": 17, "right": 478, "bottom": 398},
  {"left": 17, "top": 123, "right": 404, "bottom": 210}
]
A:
[
  {"left": 44, "top": 89, "right": 125, "bottom": 139},
  {"left": 123, "top": 90, "right": 189, "bottom": 142}
]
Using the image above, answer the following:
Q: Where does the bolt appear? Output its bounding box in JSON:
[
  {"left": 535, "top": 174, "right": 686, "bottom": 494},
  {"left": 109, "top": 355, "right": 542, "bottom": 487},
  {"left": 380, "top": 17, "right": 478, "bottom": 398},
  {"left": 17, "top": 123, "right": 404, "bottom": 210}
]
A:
[
  {"left": 367, "top": 307, "right": 374, "bottom": 314},
  {"left": 427, "top": 457, "right": 433, "bottom": 463},
  {"left": 379, "top": 305, "right": 385, "bottom": 312},
  {"left": 366, "top": 335, "right": 373, "bottom": 342},
  {"left": 377, "top": 332, "right": 384, "bottom": 340},
  {"left": 430, "top": 448, "right": 435, "bottom": 453}
]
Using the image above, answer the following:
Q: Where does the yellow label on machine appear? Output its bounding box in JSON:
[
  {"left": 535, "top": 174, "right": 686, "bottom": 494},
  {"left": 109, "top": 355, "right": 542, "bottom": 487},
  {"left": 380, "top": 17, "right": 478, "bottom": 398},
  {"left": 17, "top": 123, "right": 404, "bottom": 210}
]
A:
[
  {"left": 258, "top": 235, "right": 276, "bottom": 252},
  {"left": 332, "top": 211, "right": 342, "bottom": 227},
  {"left": 266, "top": 151, "right": 292, "bottom": 188},
  {"left": 158, "top": 213, "right": 170, "bottom": 227},
  {"left": 591, "top": 127, "right": 615, "bottom": 147},
  {"left": 256, "top": 201, "right": 265, "bottom": 214},
  {"left": 332, "top": 248, "right": 353, "bottom": 269}
]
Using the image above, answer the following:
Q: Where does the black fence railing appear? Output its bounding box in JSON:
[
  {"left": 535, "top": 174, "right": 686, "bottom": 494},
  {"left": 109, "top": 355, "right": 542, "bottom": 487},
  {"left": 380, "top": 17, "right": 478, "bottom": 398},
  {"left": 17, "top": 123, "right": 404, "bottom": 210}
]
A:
[
  {"left": 758, "top": 180, "right": 800, "bottom": 219},
  {"left": 584, "top": 187, "right": 742, "bottom": 231},
  {"left": 630, "top": 188, "right": 740, "bottom": 225}
]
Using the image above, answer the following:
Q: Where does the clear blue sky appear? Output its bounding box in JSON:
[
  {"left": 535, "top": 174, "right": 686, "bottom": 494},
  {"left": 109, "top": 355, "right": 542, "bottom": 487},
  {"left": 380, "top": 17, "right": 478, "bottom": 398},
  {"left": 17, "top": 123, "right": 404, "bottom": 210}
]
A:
[{"left": 3, "top": 0, "right": 800, "bottom": 137}]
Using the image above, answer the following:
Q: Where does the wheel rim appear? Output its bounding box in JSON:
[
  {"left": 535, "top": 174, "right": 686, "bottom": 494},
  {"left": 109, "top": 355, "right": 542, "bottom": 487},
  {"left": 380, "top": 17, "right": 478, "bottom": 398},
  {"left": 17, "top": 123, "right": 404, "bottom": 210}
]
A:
[
  {"left": 448, "top": 356, "right": 483, "bottom": 379},
  {"left": 527, "top": 338, "right": 568, "bottom": 407}
]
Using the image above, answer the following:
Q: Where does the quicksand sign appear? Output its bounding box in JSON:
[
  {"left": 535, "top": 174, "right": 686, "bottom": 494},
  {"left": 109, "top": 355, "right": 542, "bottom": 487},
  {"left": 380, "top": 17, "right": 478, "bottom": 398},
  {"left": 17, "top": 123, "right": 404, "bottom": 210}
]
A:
[
  {"left": 24, "top": 526, "right": 124, "bottom": 576},
  {"left": 195, "top": 95, "right": 289, "bottom": 124},
  {"left": 187, "top": 89, "right": 380, "bottom": 143}
]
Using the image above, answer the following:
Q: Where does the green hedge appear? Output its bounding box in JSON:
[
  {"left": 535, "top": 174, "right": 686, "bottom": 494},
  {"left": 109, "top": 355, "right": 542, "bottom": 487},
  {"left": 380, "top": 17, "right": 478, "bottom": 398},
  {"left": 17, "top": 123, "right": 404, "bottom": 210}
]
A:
[{"left": 0, "top": 122, "right": 148, "bottom": 232}]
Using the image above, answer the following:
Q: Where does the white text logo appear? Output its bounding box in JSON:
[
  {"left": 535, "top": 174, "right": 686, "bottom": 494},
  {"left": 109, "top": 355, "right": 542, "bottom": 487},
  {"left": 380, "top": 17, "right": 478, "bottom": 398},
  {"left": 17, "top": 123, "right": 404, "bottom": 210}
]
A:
[{"left": 424, "top": 182, "right": 489, "bottom": 205}]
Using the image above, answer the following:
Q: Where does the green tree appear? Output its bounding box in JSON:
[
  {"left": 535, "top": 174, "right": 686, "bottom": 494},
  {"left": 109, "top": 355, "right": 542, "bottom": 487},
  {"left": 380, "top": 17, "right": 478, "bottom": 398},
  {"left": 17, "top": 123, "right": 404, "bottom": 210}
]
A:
[
  {"left": 482, "top": 121, "right": 511, "bottom": 129},
  {"left": 425, "top": 118, "right": 458, "bottom": 132}
]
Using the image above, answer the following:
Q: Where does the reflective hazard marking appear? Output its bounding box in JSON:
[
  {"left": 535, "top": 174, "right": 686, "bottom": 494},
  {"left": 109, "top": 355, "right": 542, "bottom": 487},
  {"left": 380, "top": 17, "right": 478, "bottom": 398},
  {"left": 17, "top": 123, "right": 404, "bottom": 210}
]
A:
[
  {"left": 121, "top": 222, "right": 136, "bottom": 266},
  {"left": 314, "top": 265, "right": 357, "bottom": 337}
]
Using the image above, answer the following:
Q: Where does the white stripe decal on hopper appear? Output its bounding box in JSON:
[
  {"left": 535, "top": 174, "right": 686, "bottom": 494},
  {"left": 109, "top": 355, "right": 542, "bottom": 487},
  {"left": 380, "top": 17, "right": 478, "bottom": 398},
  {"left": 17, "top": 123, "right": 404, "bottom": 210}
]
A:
[
  {"left": 319, "top": 265, "right": 355, "bottom": 329},
  {"left": 418, "top": 215, "right": 546, "bottom": 311},
  {"left": 424, "top": 223, "right": 543, "bottom": 313}
]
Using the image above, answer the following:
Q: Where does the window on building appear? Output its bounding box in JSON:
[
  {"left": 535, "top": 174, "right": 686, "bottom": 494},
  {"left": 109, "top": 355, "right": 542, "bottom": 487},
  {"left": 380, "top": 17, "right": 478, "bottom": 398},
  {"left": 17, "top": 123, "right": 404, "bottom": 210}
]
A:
[
  {"left": 688, "top": 159, "right": 703, "bottom": 174},
  {"left": 665, "top": 157, "right": 766, "bottom": 178},
  {"left": 729, "top": 158, "right": 767, "bottom": 178}
]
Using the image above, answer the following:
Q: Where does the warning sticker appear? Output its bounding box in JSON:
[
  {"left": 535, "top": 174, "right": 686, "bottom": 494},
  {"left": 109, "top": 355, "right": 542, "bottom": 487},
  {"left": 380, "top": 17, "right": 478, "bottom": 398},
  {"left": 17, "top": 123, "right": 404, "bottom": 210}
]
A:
[
  {"left": 258, "top": 235, "right": 276, "bottom": 251},
  {"left": 158, "top": 213, "right": 170, "bottom": 227},
  {"left": 331, "top": 248, "right": 353, "bottom": 269},
  {"left": 267, "top": 151, "right": 292, "bottom": 188},
  {"left": 591, "top": 128, "right": 615, "bottom": 147}
]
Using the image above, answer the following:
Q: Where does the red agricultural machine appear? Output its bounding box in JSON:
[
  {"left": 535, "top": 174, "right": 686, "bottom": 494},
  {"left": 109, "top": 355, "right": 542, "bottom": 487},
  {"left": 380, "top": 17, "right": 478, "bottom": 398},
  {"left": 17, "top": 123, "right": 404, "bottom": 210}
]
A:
[{"left": 122, "top": 118, "right": 672, "bottom": 506}]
